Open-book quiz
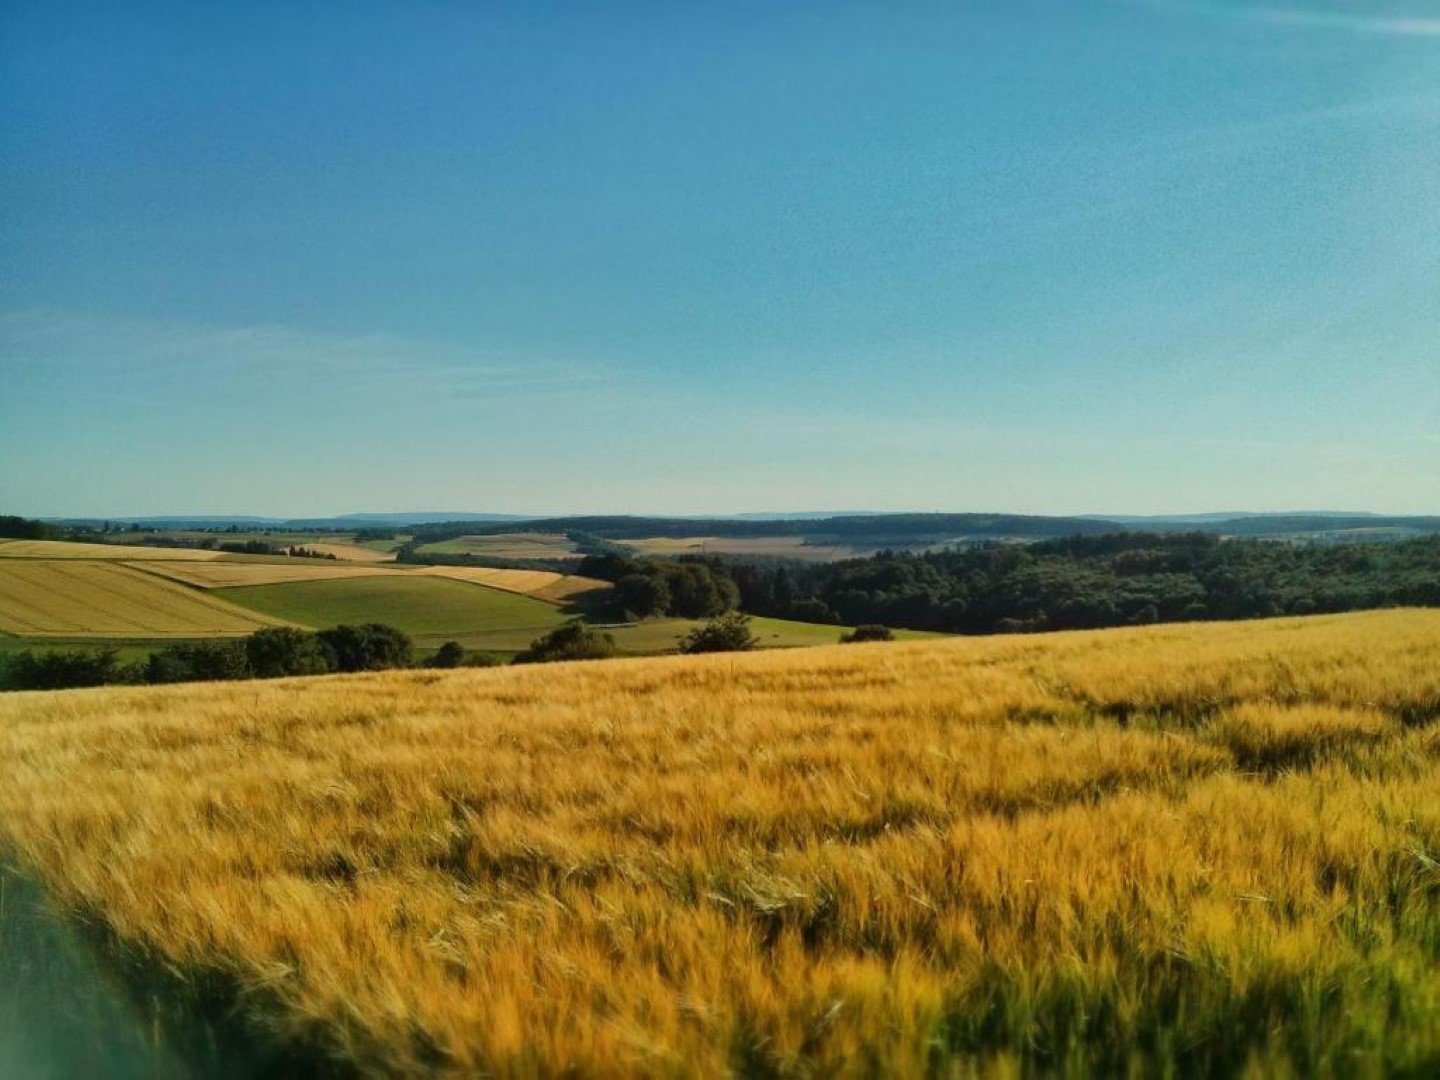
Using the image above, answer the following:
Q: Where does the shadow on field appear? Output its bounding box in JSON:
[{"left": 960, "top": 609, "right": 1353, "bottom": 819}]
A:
[{"left": 0, "top": 862, "right": 348, "bottom": 1079}]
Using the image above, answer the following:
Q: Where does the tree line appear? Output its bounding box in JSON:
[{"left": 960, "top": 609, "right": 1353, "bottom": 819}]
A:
[
  {"left": 0, "top": 612, "right": 782, "bottom": 692},
  {"left": 576, "top": 533, "right": 1440, "bottom": 633},
  {"left": 578, "top": 553, "right": 741, "bottom": 619},
  {"left": 698, "top": 533, "right": 1440, "bottom": 633},
  {"left": 0, "top": 514, "right": 65, "bottom": 540},
  {"left": 1, "top": 624, "right": 428, "bottom": 691}
]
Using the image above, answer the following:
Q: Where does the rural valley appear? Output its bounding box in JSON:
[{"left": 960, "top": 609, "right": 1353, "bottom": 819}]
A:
[{"left": 4, "top": 1, "right": 1438, "bottom": 1075}]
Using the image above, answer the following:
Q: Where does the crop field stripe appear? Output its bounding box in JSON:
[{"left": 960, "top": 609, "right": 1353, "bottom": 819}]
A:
[
  {"left": 414, "top": 565, "right": 567, "bottom": 596},
  {"left": 0, "top": 562, "right": 153, "bottom": 634},
  {"left": 0, "top": 540, "right": 231, "bottom": 561},
  {"left": 292, "top": 542, "right": 399, "bottom": 563},
  {"left": 411, "top": 566, "right": 610, "bottom": 604},
  {"left": 0, "top": 561, "right": 292, "bottom": 636},
  {"left": 86, "top": 562, "right": 294, "bottom": 632}
]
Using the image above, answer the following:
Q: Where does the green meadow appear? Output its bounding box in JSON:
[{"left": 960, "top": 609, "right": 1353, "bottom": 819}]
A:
[{"left": 217, "top": 575, "right": 569, "bottom": 648}]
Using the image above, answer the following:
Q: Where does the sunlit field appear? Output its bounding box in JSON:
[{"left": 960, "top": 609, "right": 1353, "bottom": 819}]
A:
[
  {"left": 0, "top": 560, "right": 291, "bottom": 637},
  {"left": 1, "top": 609, "right": 1437, "bottom": 1076}
]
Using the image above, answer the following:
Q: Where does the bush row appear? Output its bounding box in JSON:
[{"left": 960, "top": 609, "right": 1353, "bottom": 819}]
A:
[{"left": 1, "top": 612, "right": 868, "bottom": 691}]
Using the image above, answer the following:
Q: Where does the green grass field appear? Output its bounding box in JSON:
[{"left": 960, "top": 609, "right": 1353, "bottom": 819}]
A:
[
  {"left": 218, "top": 576, "right": 568, "bottom": 647},
  {"left": 604, "top": 615, "right": 938, "bottom": 654},
  {"left": 354, "top": 537, "right": 409, "bottom": 553},
  {"left": 0, "top": 636, "right": 160, "bottom": 665}
]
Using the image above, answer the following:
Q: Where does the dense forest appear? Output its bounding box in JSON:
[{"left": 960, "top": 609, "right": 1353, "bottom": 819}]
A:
[{"left": 582, "top": 533, "right": 1440, "bottom": 635}]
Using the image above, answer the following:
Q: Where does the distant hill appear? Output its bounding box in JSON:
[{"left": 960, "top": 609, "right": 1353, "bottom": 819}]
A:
[
  {"left": 34, "top": 510, "right": 1440, "bottom": 543},
  {"left": 411, "top": 512, "right": 1121, "bottom": 543},
  {"left": 1114, "top": 514, "right": 1440, "bottom": 538},
  {"left": 41, "top": 512, "right": 530, "bottom": 531},
  {"left": 287, "top": 512, "right": 528, "bottom": 528}
]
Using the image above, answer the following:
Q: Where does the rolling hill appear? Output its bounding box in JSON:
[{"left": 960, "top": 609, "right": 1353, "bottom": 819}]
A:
[
  {"left": 0, "top": 539, "right": 877, "bottom": 660},
  {"left": 0, "top": 561, "right": 291, "bottom": 638},
  {"left": 1, "top": 610, "right": 1435, "bottom": 1075}
]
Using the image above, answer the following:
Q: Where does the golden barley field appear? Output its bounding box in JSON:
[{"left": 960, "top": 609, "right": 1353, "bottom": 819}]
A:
[
  {"left": 1, "top": 610, "right": 1437, "bottom": 1076},
  {"left": 0, "top": 560, "right": 290, "bottom": 636}
]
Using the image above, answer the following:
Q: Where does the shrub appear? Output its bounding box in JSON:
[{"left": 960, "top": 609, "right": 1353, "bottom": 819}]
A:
[
  {"left": 788, "top": 598, "right": 837, "bottom": 624},
  {"left": 463, "top": 652, "right": 505, "bottom": 668},
  {"left": 840, "top": 624, "right": 894, "bottom": 643},
  {"left": 145, "top": 640, "right": 250, "bottom": 683},
  {"left": 317, "top": 623, "right": 413, "bottom": 672},
  {"left": 680, "top": 613, "right": 758, "bottom": 654},
  {"left": 0, "top": 648, "right": 138, "bottom": 690},
  {"left": 245, "top": 628, "right": 332, "bottom": 678},
  {"left": 513, "top": 621, "right": 617, "bottom": 664},
  {"left": 615, "top": 574, "right": 670, "bottom": 619},
  {"left": 426, "top": 640, "right": 503, "bottom": 669},
  {"left": 428, "top": 641, "right": 467, "bottom": 668}
]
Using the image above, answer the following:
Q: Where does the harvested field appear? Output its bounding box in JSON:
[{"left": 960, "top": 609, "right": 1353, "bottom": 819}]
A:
[
  {"left": 2, "top": 610, "right": 1435, "bottom": 1075},
  {"left": 300, "top": 542, "right": 397, "bottom": 563},
  {"left": 130, "top": 561, "right": 400, "bottom": 589},
  {"left": 0, "top": 539, "right": 230, "bottom": 561},
  {"left": 0, "top": 561, "right": 288, "bottom": 637},
  {"left": 414, "top": 565, "right": 611, "bottom": 603}
]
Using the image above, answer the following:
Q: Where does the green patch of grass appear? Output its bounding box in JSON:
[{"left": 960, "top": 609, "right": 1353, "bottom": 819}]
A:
[
  {"left": 217, "top": 576, "right": 569, "bottom": 641},
  {"left": 0, "top": 635, "right": 165, "bottom": 664},
  {"left": 354, "top": 537, "right": 408, "bottom": 554},
  {"left": 749, "top": 615, "right": 938, "bottom": 646},
  {"left": 604, "top": 616, "right": 942, "bottom": 654}
]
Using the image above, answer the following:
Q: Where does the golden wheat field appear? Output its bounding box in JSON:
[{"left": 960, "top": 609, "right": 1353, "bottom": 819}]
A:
[
  {"left": 415, "top": 564, "right": 612, "bottom": 603},
  {"left": 0, "top": 561, "right": 291, "bottom": 636},
  {"left": 300, "top": 541, "right": 399, "bottom": 563},
  {"left": 1, "top": 610, "right": 1438, "bottom": 1076},
  {"left": 0, "top": 539, "right": 235, "bottom": 561}
]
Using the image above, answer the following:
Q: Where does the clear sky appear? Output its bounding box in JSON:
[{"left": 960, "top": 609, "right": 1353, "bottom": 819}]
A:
[{"left": 2, "top": 0, "right": 1437, "bottom": 518}]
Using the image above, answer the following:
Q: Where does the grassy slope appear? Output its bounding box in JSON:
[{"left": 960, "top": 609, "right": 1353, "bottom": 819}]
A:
[
  {"left": 0, "top": 551, "right": 895, "bottom": 657},
  {"left": 606, "top": 615, "right": 936, "bottom": 654},
  {"left": 0, "top": 561, "right": 289, "bottom": 637},
  {"left": 131, "top": 560, "right": 400, "bottom": 589},
  {"left": 1, "top": 610, "right": 1437, "bottom": 1076},
  {"left": 217, "top": 575, "right": 568, "bottom": 645}
]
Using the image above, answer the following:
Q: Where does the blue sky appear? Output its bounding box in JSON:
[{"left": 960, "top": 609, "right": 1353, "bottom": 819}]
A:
[{"left": 2, "top": 0, "right": 1437, "bottom": 517}]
